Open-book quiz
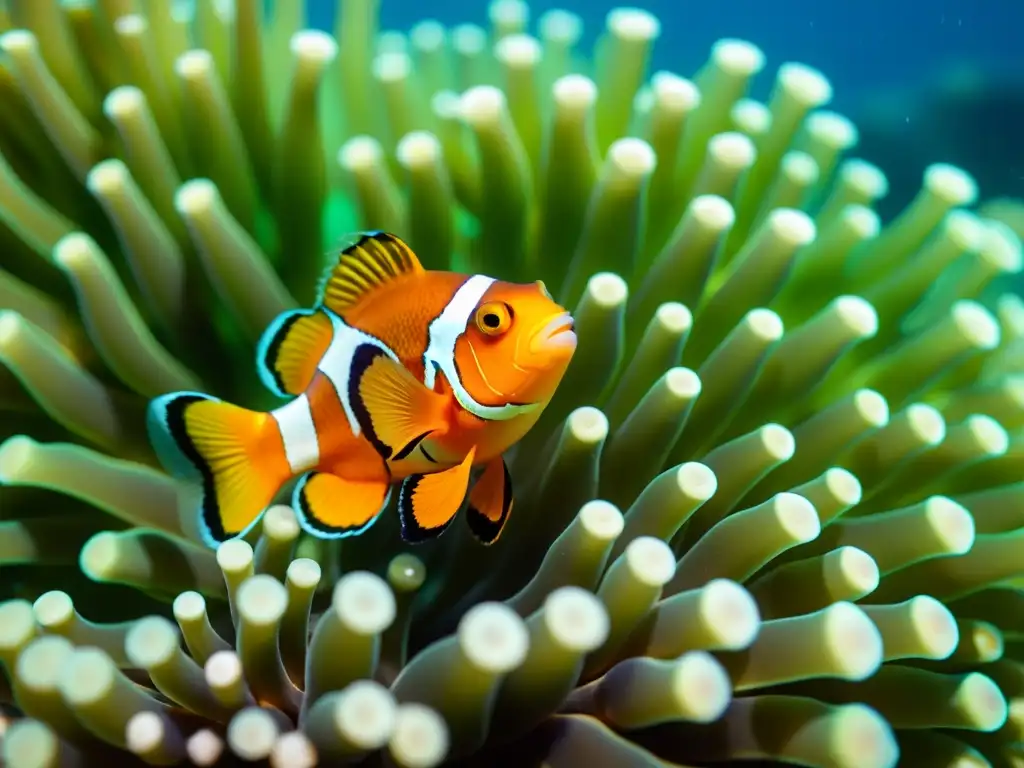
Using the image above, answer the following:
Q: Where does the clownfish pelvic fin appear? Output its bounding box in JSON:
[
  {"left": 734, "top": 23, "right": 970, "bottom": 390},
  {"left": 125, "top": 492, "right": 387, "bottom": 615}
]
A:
[
  {"left": 398, "top": 446, "right": 477, "bottom": 543},
  {"left": 466, "top": 456, "right": 514, "bottom": 545}
]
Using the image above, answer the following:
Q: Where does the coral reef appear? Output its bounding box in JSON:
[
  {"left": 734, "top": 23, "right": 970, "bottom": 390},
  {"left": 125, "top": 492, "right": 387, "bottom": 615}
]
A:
[{"left": 0, "top": 0, "right": 1023, "bottom": 766}]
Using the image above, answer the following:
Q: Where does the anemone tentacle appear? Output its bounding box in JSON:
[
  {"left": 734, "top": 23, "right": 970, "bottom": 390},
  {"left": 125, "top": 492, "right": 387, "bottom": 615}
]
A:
[{"left": 0, "top": 2, "right": 1022, "bottom": 767}]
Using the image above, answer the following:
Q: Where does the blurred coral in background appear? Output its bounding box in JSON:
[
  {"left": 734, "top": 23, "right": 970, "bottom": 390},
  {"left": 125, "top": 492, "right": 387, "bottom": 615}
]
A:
[{"left": 0, "top": 0, "right": 1023, "bottom": 766}]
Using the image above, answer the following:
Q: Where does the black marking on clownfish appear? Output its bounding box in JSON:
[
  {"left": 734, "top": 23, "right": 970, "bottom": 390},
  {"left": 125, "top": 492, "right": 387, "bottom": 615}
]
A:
[
  {"left": 360, "top": 233, "right": 396, "bottom": 278},
  {"left": 161, "top": 393, "right": 229, "bottom": 544},
  {"left": 397, "top": 475, "right": 457, "bottom": 544},
  {"left": 393, "top": 431, "right": 432, "bottom": 461},
  {"left": 348, "top": 343, "right": 394, "bottom": 460},
  {"left": 293, "top": 469, "right": 392, "bottom": 538},
  {"left": 419, "top": 443, "right": 438, "bottom": 464},
  {"left": 262, "top": 313, "right": 303, "bottom": 395},
  {"left": 466, "top": 459, "right": 513, "bottom": 545}
]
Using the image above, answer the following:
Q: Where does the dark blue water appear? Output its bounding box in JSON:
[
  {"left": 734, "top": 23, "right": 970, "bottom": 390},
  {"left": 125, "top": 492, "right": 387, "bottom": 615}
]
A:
[
  {"left": 303, "top": 0, "right": 1024, "bottom": 206},
  {"left": 309, "top": 0, "right": 1024, "bottom": 112}
]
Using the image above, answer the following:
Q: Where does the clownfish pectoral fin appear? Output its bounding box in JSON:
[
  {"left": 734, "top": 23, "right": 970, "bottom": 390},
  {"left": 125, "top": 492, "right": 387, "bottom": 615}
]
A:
[
  {"left": 147, "top": 392, "right": 291, "bottom": 547},
  {"left": 293, "top": 471, "right": 391, "bottom": 538},
  {"left": 466, "top": 456, "right": 514, "bottom": 545},
  {"left": 398, "top": 447, "right": 477, "bottom": 544},
  {"left": 319, "top": 231, "right": 424, "bottom": 317},
  {"left": 350, "top": 344, "right": 449, "bottom": 461},
  {"left": 256, "top": 308, "right": 334, "bottom": 397}
]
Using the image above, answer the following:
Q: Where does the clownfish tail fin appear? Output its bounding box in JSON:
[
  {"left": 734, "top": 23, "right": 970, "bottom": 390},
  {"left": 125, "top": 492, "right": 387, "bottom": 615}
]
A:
[{"left": 147, "top": 392, "right": 291, "bottom": 547}]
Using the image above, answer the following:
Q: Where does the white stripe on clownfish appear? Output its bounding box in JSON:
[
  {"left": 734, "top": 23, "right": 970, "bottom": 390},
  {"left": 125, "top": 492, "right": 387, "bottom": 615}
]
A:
[
  {"left": 273, "top": 274, "right": 536, "bottom": 476},
  {"left": 316, "top": 309, "right": 401, "bottom": 435},
  {"left": 270, "top": 393, "right": 320, "bottom": 474},
  {"left": 422, "top": 274, "right": 540, "bottom": 422}
]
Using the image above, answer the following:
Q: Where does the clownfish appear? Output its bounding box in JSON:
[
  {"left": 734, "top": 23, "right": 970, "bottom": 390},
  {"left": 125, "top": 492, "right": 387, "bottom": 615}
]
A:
[{"left": 147, "top": 232, "right": 577, "bottom": 548}]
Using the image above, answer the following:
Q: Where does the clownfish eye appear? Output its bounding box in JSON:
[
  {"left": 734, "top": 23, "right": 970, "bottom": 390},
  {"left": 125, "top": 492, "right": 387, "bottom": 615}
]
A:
[{"left": 475, "top": 301, "right": 513, "bottom": 336}]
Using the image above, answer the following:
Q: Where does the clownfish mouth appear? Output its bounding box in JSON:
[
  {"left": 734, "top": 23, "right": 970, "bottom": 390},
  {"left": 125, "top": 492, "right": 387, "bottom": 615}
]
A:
[{"left": 529, "top": 312, "right": 577, "bottom": 358}]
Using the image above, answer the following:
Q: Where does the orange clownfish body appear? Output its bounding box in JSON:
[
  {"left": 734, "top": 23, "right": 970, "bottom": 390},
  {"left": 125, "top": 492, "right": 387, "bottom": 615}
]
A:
[{"left": 147, "top": 232, "right": 577, "bottom": 548}]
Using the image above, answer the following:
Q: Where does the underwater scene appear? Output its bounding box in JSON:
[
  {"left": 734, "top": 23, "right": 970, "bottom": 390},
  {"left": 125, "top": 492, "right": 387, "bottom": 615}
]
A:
[{"left": 1, "top": 0, "right": 1023, "bottom": 765}]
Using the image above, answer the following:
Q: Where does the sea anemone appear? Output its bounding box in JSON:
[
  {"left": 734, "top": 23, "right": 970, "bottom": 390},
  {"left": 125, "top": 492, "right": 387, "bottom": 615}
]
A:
[{"left": 1, "top": 1, "right": 1023, "bottom": 766}]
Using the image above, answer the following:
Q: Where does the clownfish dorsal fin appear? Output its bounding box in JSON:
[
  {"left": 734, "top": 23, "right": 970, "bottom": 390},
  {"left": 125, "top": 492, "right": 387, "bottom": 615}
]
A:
[
  {"left": 320, "top": 231, "right": 424, "bottom": 317},
  {"left": 256, "top": 308, "right": 334, "bottom": 397}
]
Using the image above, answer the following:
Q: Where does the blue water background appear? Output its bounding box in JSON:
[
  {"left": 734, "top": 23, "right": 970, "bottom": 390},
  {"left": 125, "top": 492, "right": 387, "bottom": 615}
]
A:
[
  {"left": 308, "top": 0, "right": 1023, "bottom": 113},
  {"left": 303, "top": 0, "right": 1024, "bottom": 214}
]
